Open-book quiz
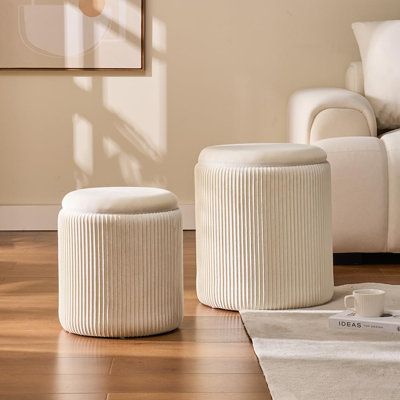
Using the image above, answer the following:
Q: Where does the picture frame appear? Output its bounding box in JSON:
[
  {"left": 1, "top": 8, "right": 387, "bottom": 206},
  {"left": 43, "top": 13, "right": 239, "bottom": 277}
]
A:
[{"left": 0, "top": 0, "right": 145, "bottom": 71}]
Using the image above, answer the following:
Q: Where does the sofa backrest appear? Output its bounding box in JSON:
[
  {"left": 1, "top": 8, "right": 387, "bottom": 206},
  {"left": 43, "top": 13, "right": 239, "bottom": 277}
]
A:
[{"left": 345, "top": 61, "right": 364, "bottom": 95}]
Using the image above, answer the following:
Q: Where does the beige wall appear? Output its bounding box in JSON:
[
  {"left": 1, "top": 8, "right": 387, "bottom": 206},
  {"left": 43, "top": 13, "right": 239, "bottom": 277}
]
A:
[{"left": 1, "top": 0, "right": 399, "bottom": 205}]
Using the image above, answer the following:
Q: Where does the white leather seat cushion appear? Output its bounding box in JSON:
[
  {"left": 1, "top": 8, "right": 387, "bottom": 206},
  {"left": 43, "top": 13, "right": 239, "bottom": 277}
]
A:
[
  {"left": 62, "top": 187, "right": 178, "bottom": 214},
  {"left": 353, "top": 20, "right": 400, "bottom": 129},
  {"left": 198, "top": 143, "right": 327, "bottom": 167}
]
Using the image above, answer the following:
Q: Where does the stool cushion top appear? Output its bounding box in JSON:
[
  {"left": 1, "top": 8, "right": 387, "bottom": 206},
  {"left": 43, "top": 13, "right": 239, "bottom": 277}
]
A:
[
  {"left": 62, "top": 187, "right": 179, "bottom": 214},
  {"left": 198, "top": 143, "right": 327, "bottom": 167}
]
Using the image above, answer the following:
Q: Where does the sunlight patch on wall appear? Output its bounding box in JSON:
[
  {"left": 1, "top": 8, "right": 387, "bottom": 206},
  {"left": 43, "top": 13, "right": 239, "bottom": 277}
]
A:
[
  {"left": 103, "top": 136, "right": 141, "bottom": 184},
  {"left": 73, "top": 76, "right": 93, "bottom": 92},
  {"left": 73, "top": 114, "right": 93, "bottom": 187},
  {"left": 153, "top": 16, "right": 167, "bottom": 53},
  {"left": 102, "top": 17, "right": 167, "bottom": 160}
]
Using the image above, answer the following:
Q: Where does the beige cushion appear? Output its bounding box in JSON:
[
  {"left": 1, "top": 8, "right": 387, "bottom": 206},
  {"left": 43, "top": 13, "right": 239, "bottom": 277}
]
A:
[
  {"left": 62, "top": 187, "right": 178, "bottom": 214},
  {"left": 198, "top": 143, "right": 327, "bottom": 167},
  {"left": 352, "top": 20, "right": 400, "bottom": 130},
  {"left": 316, "top": 137, "right": 388, "bottom": 253}
]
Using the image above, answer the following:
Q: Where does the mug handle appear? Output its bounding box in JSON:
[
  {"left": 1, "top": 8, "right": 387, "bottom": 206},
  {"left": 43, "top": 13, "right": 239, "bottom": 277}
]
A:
[{"left": 344, "top": 295, "right": 355, "bottom": 312}]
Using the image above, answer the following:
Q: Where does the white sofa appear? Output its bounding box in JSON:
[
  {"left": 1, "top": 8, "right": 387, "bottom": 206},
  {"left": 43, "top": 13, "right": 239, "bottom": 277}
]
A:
[{"left": 288, "top": 62, "right": 400, "bottom": 253}]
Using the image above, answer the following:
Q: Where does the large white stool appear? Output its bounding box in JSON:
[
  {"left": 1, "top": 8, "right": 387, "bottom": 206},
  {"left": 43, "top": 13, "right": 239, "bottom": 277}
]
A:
[
  {"left": 58, "top": 187, "right": 183, "bottom": 337},
  {"left": 195, "top": 143, "right": 334, "bottom": 310}
]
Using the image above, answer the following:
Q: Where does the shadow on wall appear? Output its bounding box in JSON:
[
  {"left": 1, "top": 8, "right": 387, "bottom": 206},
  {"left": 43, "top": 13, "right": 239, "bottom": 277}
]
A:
[
  {"left": 68, "top": 75, "right": 166, "bottom": 190},
  {"left": 62, "top": 0, "right": 167, "bottom": 192}
]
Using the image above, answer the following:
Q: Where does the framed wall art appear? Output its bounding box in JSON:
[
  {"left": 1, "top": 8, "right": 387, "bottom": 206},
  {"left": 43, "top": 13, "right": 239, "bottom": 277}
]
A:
[{"left": 0, "top": 0, "right": 145, "bottom": 70}]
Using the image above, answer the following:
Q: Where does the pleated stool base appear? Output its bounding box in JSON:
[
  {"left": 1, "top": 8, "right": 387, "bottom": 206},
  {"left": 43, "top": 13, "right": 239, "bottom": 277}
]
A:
[
  {"left": 58, "top": 209, "right": 183, "bottom": 337},
  {"left": 195, "top": 163, "right": 334, "bottom": 310}
]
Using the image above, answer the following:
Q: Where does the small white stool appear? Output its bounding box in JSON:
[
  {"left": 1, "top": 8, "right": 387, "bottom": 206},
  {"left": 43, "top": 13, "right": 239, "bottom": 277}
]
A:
[
  {"left": 58, "top": 187, "right": 183, "bottom": 337},
  {"left": 195, "top": 143, "right": 334, "bottom": 310}
]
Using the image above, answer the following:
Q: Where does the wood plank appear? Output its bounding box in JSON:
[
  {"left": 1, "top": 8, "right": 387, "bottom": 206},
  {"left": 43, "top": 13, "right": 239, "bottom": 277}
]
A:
[
  {"left": 0, "top": 262, "right": 57, "bottom": 277},
  {"left": 0, "top": 316, "right": 245, "bottom": 336},
  {"left": 0, "top": 276, "right": 58, "bottom": 294},
  {"left": 0, "top": 395, "right": 105, "bottom": 400},
  {"left": 180, "top": 316, "right": 244, "bottom": 330},
  {"left": 0, "top": 335, "right": 257, "bottom": 359},
  {"left": 380, "top": 265, "right": 400, "bottom": 276},
  {"left": 334, "top": 274, "right": 400, "bottom": 286},
  {"left": 0, "top": 373, "right": 268, "bottom": 394},
  {"left": 184, "top": 299, "right": 237, "bottom": 317},
  {"left": 107, "top": 394, "right": 270, "bottom": 400},
  {"left": 0, "top": 327, "right": 249, "bottom": 345},
  {"left": 0, "top": 356, "right": 112, "bottom": 375},
  {"left": 333, "top": 265, "right": 387, "bottom": 286},
  {"left": 110, "top": 356, "right": 261, "bottom": 374},
  {"left": 138, "top": 328, "right": 249, "bottom": 343}
]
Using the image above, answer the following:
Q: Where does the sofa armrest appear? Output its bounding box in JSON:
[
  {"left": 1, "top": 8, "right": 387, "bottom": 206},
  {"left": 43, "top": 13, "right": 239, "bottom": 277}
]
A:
[{"left": 288, "top": 88, "right": 377, "bottom": 144}]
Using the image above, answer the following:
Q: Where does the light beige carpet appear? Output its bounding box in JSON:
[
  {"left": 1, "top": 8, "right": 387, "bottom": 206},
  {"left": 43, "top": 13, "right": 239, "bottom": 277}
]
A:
[{"left": 240, "top": 283, "right": 400, "bottom": 400}]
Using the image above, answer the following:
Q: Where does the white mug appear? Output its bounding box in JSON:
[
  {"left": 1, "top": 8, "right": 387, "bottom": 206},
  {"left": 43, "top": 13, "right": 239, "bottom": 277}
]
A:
[{"left": 344, "top": 289, "right": 385, "bottom": 317}]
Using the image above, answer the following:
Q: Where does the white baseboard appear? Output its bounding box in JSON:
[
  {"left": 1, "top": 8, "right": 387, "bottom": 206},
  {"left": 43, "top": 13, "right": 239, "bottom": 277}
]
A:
[
  {"left": 0, "top": 204, "right": 196, "bottom": 231},
  {"left": 0, "top": 205, "right": 61, "bottom": 231},
  {"left": 179, "top": 204, "right": 196, "bottom": 230}
]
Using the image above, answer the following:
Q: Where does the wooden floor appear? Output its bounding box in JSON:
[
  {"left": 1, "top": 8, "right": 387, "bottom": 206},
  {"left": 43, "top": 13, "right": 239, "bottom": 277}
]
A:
[{"left": 0, "top": 231, "right": 400, "bottom": 400}]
